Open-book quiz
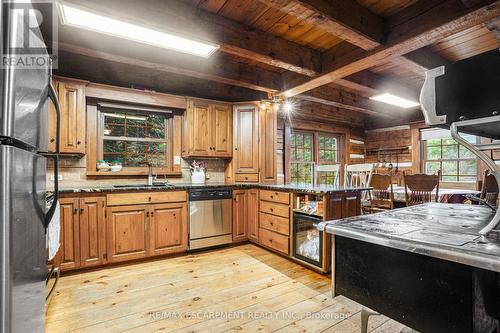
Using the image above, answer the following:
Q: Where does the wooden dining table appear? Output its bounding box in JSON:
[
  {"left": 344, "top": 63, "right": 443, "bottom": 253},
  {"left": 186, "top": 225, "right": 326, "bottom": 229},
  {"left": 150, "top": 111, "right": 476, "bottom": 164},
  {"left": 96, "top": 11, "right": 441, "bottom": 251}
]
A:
[{"left": 391, "top": 185, "right": 480, "bottom": 204}]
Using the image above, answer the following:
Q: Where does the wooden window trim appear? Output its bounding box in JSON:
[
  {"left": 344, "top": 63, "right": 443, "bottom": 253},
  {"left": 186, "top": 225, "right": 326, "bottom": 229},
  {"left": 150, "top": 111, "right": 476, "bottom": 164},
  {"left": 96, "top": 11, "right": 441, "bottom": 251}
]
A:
[
  {"left": 86, "top": 100, "right": 182, "bottom": 177},
  {"left": 286, "top": 128, "right": 343, "bottom": 185},
  {"left": 421, "top": 138, "right": 478, "bottom": 183}
]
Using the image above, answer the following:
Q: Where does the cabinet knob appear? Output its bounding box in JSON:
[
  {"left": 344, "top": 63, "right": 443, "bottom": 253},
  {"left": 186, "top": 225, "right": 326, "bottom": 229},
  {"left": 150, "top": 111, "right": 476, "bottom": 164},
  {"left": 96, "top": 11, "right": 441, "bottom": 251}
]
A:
[
  {"left": 80, "top": 208, "right": 84, "bottom": 213},
  {"left": 234, "top": 147, "right": 238, "bottom": 151},
  {"left": 148, "top": 197, "right": 152, "bottom": 201},
  {"left": 151, "top": 212, "right": 154, "bottom": 217},
  {"left": 73, "top": 208, "right": 78, "bottom": 214},
  {"left": 50, "top": 138, "right": 55, "bottom": 142},
  {"left": 270, "top": 208, "right": 273, "bottom": 211},
  {"left": 77, "top": 141, "right": 81, "bottom": 145}
]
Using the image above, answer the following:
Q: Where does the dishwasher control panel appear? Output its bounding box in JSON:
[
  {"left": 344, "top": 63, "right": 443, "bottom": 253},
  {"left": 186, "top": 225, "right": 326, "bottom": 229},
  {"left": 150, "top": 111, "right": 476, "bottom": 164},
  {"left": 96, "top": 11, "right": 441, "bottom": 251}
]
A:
[{"left": 188, "top": 188, "right": 233, "bottom": 201}]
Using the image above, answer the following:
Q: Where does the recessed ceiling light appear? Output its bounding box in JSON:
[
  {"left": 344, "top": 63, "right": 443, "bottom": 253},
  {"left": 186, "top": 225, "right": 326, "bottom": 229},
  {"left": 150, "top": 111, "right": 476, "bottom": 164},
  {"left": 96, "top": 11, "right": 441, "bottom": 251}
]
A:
[
  {"left": 58, "top": 3, "right": 219, "bottom": 58},
  {"left": 283, "top": 101, "right": 293, "bottom": 113},
  {"left": 369, "top": 93, "right": 420, "bottom": 109}
]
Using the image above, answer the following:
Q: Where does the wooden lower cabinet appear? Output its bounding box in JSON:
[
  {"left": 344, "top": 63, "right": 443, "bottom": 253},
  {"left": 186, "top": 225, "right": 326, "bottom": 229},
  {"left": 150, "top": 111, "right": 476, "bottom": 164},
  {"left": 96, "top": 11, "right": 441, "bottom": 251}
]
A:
[
  {"left": 106, "top": 205, "right": 149, "bottom": 263},
  {"left": 57, "top": 198, "right": 80, "bottom": 271},
  {"left": 232, "top": 190, "right": 247, "bottom": 242},
  {"left": 149, "top": 203, "right": 188, "bottom": 256},
  {"left": 79, "top": 197, "right": 106, "bottom": 268},
  {"left": 247, "top": 189, "right": 259, "bottom": 242}
]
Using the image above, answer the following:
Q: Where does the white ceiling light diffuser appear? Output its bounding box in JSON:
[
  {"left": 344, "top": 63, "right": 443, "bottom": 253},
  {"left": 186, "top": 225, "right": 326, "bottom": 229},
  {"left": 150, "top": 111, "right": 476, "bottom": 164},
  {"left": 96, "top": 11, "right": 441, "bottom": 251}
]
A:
[
  {"left": 369, "top": 93, "right": 420, "bottom": 109},
  {"left": 58, "top": 3, "right": 219, "bottom": 58}
]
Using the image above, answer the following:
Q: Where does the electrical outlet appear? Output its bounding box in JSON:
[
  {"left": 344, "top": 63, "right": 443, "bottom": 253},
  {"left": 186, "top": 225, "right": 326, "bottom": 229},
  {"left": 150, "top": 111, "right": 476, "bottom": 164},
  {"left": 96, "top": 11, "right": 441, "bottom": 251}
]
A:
[{"left": 50, "top": 175, "right": 63, "bottom": 181}]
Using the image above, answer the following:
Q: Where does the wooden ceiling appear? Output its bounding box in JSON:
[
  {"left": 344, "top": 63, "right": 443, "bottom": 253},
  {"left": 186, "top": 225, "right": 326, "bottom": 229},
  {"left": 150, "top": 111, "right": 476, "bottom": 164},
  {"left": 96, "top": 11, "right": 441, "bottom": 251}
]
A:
[{"left": 46, "top": 0, "right": 500, "bottom": 128}]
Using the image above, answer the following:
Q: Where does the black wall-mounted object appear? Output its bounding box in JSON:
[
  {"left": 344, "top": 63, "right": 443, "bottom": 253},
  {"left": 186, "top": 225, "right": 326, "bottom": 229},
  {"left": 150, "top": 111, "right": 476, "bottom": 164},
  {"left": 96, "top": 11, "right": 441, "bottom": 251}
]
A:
[{"left": 420, "top": 49, "right": 500, "bottom": 139}]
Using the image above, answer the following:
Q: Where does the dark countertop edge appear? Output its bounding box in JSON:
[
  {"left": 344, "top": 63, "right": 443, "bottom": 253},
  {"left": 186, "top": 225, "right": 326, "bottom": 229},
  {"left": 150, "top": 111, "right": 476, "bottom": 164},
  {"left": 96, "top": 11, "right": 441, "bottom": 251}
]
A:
[
  {"left": 55, "top": 183, "right": 371, "bottom": 195},
  {"left": 319, "top": 223, "right": 500, "bottom": 273}
]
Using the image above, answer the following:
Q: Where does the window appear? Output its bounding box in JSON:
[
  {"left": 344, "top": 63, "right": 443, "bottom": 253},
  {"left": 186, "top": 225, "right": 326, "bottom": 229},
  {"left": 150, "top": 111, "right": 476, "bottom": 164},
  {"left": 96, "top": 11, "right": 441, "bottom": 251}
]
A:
[
  {"left": 99, "top": 103, "right": 173, "bottom": 170},
  {"left": 422, "top": 129, "right": 477, "bottom": 183},
  {"left": 289, "top": 130, "right": 341, "bottom": 185},
  {"left": 290, "top": 131, "right": 314, "bottom": 184}
]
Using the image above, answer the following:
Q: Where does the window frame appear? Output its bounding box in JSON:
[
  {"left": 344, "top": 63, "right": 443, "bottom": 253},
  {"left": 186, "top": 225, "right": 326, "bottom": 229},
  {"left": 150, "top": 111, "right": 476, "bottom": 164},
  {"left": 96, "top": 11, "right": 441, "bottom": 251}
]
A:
[
  {"left": 287, "top": 129, "right": 343, "bottom": 185},
  {"left": 95, "top": 105, "right": 175, "bottom": 175},
  {"left": 421, "top": 136, "right": 478, "bottom": 184}
]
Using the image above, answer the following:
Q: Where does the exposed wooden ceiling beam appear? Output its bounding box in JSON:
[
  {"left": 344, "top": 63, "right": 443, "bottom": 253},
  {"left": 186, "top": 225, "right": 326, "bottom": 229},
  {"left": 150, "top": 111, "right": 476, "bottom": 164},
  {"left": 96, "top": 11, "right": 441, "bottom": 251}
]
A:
[
  {"left": 56, "top": 43, "right": 282, "bottom": 94},
  {"left": 57, "top": 41, "right": 385, "bottom": 115},
  {"left": 69, "top": 0, "right": 322, "bottom": 76},
  {"left": 281, "top": 0, "right": 500, "bottom": 97},
  {"left": 257, "top": 0, "right": 384, "bottom": 50}
]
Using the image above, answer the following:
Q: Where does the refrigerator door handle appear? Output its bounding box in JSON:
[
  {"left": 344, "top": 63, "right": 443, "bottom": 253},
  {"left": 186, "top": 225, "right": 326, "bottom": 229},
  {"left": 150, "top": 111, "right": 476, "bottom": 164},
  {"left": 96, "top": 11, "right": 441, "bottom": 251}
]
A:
[{"left": 43, "top": 78, "right": 61, "bottom": 228}]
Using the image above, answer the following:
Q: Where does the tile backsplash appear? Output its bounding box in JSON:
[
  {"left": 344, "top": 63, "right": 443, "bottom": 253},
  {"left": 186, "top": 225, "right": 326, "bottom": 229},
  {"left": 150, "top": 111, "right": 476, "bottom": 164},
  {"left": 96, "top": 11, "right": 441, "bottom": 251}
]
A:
[{"left": 47, "top": 156, "right": 228, "bottom": 189}]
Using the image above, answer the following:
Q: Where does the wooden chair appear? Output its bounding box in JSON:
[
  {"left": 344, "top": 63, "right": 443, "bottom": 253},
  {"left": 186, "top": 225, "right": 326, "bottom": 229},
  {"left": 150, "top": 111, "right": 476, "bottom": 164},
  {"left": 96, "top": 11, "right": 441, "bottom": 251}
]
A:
[
  {"left": 315, "top": 164, "right": 340, "bottom": 186},
  {"left": 344, "top": 164, "right": 374, "bottom": 213},
  {"left": 344, "top": 163, "right": 374, "bottom": 188},
  {"left": 366, "top": 174, "right": 394, "bottom": 214},
  {"left": 403, "top": 171, "right": 441, "bottom": 206},
  {"left": 480, "top": 170, "right": 499, "bottom": 207}
]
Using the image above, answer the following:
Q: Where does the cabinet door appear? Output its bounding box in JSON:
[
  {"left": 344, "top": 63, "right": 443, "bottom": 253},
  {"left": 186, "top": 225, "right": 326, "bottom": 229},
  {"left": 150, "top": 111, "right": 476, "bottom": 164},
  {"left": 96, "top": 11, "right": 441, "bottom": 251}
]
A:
[
  {"left": 247, "top": 189, "right": 259, "bottom": 242},
  {"left": 260, "top": 105, "right": 277, "bottom": 183},
  {"left": 149, "top": 203, "right": 187, "bottom": 256},
  {"left": 343, "top": 194, "right": 361, "bottom": 218},
  {"left": 79, "top": 197, "right": 106, "bottom": 268},
  {"left": 232, "top": 190, "right": 248, "bottom": 242},
  {"left": 58, "top": 81, "right": 86, "bottom": 154},
  {"left": 106, "top": 205, "right": 149, "bottom": 263},
  {"left": 212, "top": 104, "right": 232, "bottom": 157},
  {"left": 57, "top": 198, "right": 80, "bottom": 271},
  {"left": 234, "top": 105, "right": 259, "bottom": 173},
  {"left": 189, "top": 100, "right": 211, "bottom": 156}
]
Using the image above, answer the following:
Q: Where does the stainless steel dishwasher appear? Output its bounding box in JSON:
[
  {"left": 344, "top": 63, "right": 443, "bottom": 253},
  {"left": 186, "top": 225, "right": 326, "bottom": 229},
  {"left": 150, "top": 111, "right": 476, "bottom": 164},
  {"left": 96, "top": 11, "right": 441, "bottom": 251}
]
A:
[{"left": 189, "top": 187, "right": 233, "bottom": 250}]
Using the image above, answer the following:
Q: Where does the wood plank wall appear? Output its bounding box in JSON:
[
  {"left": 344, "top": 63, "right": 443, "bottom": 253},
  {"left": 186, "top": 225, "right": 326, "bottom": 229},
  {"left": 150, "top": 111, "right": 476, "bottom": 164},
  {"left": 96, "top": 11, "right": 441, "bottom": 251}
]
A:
[{"left": 364, "top": 126, "right": 413, "bottom": 185}]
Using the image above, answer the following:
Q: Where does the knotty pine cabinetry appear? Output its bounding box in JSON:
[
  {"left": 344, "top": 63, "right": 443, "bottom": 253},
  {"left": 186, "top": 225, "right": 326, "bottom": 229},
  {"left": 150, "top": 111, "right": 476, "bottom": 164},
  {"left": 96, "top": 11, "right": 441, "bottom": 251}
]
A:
[
  {"left": 106, "top": 191, "right": 188, "bottom": 263},
  {"left": 232, "top": 103, "right": 278, "bottom": 183},
  {"left": 182, "top": 99, "right": 232, "bottom": 158},
  {"left": 233, "top": 104, "right": 260, "bottom": 181},
  {"left": 258, "top": 190, "right": 291, "bottom": 255},
  {"left": 48, "top": 78, "right": 86, "bottom": 154},
  {"left": 55, "top": 191, "right": 187, "bottom": 271},
  {"left": 232, "top": 189, "right": 260, "bottom": 243},
  {"left": 55, "top": 197, "right": 106, "bottom": 271}
]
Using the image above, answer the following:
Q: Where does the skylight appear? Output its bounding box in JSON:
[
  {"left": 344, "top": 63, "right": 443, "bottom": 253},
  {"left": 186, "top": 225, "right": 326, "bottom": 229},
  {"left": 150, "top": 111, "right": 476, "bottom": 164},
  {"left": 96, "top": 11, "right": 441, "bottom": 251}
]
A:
[
  {"left": 58, "top": 3, "right": 219, "bottom": 58},
  {"left": 369, "top": 93, "right": 420, "bottom": 109}
]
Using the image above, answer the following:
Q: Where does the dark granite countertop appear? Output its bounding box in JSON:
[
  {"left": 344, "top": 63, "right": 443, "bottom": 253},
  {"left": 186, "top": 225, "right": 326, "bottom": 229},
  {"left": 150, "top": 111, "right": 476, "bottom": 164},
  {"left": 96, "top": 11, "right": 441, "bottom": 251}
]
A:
[
  {"left": 57, "top": 182, "right": 370, "bottom": 195},
  {"left": 318, "top": 203, "right": 500, "bottom": 273}
]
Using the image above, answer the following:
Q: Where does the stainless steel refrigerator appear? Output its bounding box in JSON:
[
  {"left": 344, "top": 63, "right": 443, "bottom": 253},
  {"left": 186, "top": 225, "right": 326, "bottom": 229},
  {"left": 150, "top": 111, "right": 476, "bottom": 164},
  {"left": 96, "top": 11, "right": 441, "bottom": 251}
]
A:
[{"left": 0, "top": 1, "right": 60, "bottom": 332}]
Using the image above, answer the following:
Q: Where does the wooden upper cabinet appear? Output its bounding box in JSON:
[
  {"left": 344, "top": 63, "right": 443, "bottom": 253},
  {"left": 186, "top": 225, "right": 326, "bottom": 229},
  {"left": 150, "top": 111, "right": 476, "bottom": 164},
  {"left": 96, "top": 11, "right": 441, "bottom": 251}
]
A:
[
  {"left": 183, "top": 99, "right": 232, "bottom": 158},
  {"left": 106, "top": 205, "right": 149, "bottom": 263},
  {"left": 247, "top": 189, "right": 259, "bottom": 242},
  {"left": 149, "top": 203, "right": 188, "bottom": 256},
  {"left": 56, "top": 198, "right": 80, "bottom": 271},
  {"left": 232, "top": 190, "right": 247, "bottom": 242},
  {"left": 49, "top": 79, "right": 86, "bottom": 154},
  {"left": 233, "top": 104, "right": 259, "bottom": 174},
  {"left": 79, "top": 197, "right": 106, "bottom": 268},
  {"left": 260, "top": 105, "right": 278, "bottom": 184},
  {"left": 212, "top": 104, "right": 232, "bottom": 157}
]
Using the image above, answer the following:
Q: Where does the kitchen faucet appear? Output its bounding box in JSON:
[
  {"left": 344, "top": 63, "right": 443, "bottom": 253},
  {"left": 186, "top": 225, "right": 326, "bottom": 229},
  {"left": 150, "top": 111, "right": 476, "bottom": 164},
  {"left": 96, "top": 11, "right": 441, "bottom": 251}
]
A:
[{"left": 141, "top": 162, "right": 155, "bottom": 185}]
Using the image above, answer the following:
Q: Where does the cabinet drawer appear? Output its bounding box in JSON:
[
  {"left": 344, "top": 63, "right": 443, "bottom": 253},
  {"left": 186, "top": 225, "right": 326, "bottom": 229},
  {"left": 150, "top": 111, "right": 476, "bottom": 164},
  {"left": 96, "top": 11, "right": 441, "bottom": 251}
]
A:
[
  {"left": 259, "top": 190, "right": 289, "bottom": 205},
  {"left": 107, "top": 191, "right": 186, "bottom": 206},
  {"left": 260, "top": 212, "right": 289, "bottom": 236},
  {"left": 259, "top": 228, "right": 289, "bottom": 255},
  {"left": 235, "top": 173, "right": 259, "bottom": 182},
  {"left": 259, "top": 200, "right": 289, "bottom": 218}
]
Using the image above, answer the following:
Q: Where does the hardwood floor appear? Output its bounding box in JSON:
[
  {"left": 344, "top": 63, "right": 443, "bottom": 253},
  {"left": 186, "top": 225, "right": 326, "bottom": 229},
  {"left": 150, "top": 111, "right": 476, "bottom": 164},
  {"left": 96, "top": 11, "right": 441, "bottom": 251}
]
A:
[{"left": 45, "top": 244, "right": 405, "bottom": 332}]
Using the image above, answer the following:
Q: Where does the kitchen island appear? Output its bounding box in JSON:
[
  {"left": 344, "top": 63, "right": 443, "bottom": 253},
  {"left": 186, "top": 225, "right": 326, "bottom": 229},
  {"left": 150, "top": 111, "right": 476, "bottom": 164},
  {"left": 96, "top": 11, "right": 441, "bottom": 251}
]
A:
[{"left": 318, "top": 203, "right": 500, "bottom": 333}]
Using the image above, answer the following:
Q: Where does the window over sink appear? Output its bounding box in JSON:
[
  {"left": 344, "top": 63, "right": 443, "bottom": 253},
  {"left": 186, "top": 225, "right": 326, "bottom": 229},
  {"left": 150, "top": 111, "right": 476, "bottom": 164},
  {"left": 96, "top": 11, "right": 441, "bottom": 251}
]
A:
[{"left": 102, "top": 111, "right": 169, "bottom": 167}]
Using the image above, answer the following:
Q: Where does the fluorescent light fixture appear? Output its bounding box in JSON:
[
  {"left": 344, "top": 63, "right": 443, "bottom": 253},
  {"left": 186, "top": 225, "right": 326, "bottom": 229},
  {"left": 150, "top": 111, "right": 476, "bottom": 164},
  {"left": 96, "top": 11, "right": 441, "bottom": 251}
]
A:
[
  {"left": 58, "top": 3, "right": 219, "bottom": 58},
  {"left": 369, "top": 93, "right": 420, "bottom": 109}
]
